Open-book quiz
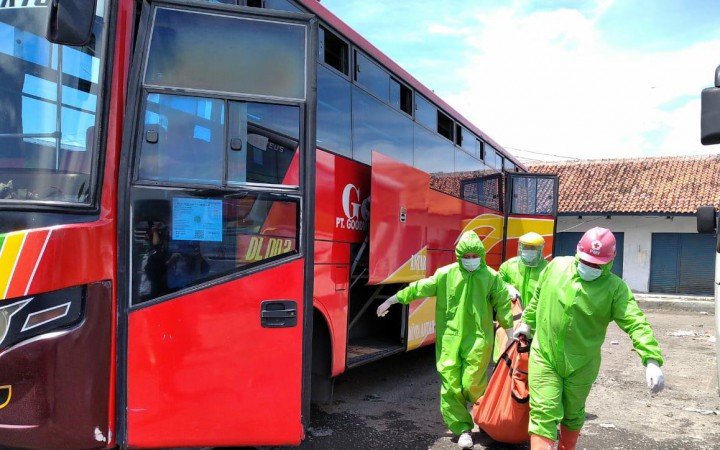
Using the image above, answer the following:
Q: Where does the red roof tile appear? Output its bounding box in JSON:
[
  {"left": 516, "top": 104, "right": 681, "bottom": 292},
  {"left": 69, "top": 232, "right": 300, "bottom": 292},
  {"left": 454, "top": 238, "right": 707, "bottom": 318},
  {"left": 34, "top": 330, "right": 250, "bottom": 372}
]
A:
[{"left": 528, "top": 155, "right": 720, "bottom": 214}]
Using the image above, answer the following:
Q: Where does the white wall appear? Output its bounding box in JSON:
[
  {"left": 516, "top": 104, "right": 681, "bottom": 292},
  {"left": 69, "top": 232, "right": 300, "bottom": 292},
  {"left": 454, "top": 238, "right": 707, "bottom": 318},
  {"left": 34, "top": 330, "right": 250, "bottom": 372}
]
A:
[{"left": 557, "top": 215, "right": 697, "bottom": 292}]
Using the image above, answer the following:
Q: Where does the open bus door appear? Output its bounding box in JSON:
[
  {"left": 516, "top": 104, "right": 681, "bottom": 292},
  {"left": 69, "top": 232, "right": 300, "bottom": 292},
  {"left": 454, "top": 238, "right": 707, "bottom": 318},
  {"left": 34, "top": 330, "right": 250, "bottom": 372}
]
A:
[
  {"left": 342, "top": 152, "right": 429, "bottom": 368},
  {"left": 118, "top": 3, "right": 316, "bottom": 447},
  {"left": 503, "top": 173, "right": 559, "bottom": 263}
]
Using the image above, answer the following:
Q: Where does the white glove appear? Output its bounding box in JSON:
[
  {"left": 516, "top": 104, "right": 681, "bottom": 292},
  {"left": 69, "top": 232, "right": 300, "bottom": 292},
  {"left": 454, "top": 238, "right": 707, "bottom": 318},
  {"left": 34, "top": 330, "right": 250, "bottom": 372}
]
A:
[
  {"left": 376, "top": 295, "right": 399, "bottom": 317},
  {"left": 507, "top": 284, "right": 520, "bottom": 301},
  {"left": 645, "top": 360, "right": 665, "bottom": 393},
  {"left": 504, "top": 328, "right": 514, "bottom": 349},
  {"left": 513, "top": 322, "right": 531, "bottom": 339}
]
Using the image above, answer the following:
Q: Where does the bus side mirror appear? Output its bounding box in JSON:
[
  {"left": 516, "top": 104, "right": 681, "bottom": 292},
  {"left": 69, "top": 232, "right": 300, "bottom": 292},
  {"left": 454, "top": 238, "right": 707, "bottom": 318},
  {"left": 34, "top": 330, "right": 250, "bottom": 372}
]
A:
[
  {"left": 46, "top": 0, "right": 97, "bottom": 46},
  {"left": 697, "top": 205, "right": 718, "bottom": 235},
  {"left": 701, "top": 65, "right": 720, "bottom": 145}
]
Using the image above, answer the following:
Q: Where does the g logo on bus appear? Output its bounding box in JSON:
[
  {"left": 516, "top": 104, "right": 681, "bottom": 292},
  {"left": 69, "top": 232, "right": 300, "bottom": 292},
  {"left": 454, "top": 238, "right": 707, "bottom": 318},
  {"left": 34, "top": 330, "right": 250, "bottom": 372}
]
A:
[
  {"left": 0, "top": 385, "right": 11, "bottom": 409},
  {"left": 336, "top": 184, "right": 368, "bottom": 231}
]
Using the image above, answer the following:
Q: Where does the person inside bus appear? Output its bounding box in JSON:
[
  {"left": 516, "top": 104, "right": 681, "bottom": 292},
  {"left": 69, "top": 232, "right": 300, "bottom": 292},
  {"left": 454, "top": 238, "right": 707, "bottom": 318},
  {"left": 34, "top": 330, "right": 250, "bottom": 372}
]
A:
[
  {"left": 514, "top": 227, "right": 665, "bottom": 450},
  {"left": 376, "top": 230, "right": 515, "bottom": 449},
  {"left": 492, "top": 232, "right": 549, "bottom": 363},
  {"left": 143, "top": 221, "right": 170, "bottom": 299}
]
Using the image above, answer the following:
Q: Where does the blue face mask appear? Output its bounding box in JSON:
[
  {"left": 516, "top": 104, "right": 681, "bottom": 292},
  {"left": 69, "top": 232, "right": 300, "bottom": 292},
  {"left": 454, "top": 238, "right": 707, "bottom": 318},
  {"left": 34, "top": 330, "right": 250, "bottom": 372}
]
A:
[
  {"left": 462, "top": 257, "right": 481, "bottom": 272},
  {"left": 577, "top": 261, "right": 602, "bottom": 281}
]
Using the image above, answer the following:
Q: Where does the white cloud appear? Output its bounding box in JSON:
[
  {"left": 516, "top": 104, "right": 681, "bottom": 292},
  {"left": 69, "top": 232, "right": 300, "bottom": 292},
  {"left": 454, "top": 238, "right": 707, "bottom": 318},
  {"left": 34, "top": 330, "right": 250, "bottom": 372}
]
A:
[
  {"left": 441, "top": 6, "right": 720, "bottom": 160},
  {"left": 320, "top": 0, "right": 720, "bottom": 161}
]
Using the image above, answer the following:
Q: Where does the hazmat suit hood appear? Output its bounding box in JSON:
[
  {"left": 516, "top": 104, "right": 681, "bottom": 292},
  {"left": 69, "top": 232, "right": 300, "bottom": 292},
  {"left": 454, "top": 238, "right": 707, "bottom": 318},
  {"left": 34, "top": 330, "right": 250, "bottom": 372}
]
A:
[{"left": 455, "top": 231, "right": 487, "bottom": 268}]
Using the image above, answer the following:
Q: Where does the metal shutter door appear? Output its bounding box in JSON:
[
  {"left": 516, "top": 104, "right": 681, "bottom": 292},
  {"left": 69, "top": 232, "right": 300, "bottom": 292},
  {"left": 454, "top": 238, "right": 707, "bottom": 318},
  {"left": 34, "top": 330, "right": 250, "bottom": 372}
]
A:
[
  {"left": 556, "top": 231, "right": 624, "bottom": 278},
  {"left": 678, "top": 234, "right": 715, "bottom": 295},
  {"left": 650, "top": 233, "right": 680, "bottom": 293},
  {"left": 555, "top": 232, "right": 583, "bottom": 258}
]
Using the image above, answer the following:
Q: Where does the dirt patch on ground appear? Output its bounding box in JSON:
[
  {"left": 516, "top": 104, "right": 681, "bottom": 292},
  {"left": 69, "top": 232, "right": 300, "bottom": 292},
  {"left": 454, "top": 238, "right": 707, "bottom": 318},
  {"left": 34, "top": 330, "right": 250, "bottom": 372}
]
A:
[{"left": 264, "top": 309, "right": 718, "bottom": 450}]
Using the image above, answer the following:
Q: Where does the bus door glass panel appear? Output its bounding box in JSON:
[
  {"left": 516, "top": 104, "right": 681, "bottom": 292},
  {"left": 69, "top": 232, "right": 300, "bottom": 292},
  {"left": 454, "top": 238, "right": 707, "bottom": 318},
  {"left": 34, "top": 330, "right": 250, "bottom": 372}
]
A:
[
  {"left": 130, "top": 190, "right": 299, "bottom": 304},
  {"left": 0, "top": 5, "right": 106, "bottom": 205},
  {"left": 504, "top": 173, "right": 558, "bottom": 260},
  {"left": 228, "top": 102, "right": 300, "bottom": 186},
  {"left": 144, "top": 8, "right": 305, "bottom": 100},
  {"left": 138, "top": 93, "right": 225, "bottom": 184}
]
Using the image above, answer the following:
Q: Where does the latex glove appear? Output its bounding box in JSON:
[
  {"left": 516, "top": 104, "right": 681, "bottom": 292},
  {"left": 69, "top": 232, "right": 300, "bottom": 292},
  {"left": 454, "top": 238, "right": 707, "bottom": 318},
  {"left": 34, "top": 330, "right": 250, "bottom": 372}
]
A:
[
  {"left": 504, "top": 328, "right": 514, "bottom": 349},
  {"left": 376, "top": 295, "right": 399, "bottom": 317},
  {"left": 506, "top": 284, "right": 521, "bottom": 301},
  {"left": 645, "top": 360, "right": 665, "bottom": 393},
  {"left": 513, "top": 322, "right": 531, "bottom": 339}
]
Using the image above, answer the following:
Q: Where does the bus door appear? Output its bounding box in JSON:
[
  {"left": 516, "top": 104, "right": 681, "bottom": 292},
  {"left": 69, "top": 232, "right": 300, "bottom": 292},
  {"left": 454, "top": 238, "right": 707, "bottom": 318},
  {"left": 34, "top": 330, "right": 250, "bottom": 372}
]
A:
[
  {"left": 503, "top": 173, "right": 559, "bottom": 262},
  {"left": 119, "top": 3, "right": 316, "bottom": 447},
  {"left": 368, "top": 152, "right": 429, "bottom": 285},
  {"left": 341, "top": 152, "right": 429, "bottom": 365}
]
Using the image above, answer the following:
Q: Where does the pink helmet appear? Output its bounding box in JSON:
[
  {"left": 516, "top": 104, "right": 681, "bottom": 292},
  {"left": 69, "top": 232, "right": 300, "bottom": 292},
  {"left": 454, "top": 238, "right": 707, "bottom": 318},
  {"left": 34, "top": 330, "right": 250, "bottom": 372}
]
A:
[{"left": 577, "top": 227, "right": 616, "bottom": 264}]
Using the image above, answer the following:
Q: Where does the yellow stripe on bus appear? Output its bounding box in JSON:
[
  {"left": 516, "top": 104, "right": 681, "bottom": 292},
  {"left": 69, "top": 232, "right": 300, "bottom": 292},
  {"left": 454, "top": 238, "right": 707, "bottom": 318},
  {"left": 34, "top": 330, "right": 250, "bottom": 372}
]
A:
[
  {"left": 458, "top": 214, "right": 505, "bottom": 252},
  {"left": 0, "top": 233, "right": 25, "bottom": 299},
  {"left": 506, "top": 217, "right": 554, "bottom": 239}
]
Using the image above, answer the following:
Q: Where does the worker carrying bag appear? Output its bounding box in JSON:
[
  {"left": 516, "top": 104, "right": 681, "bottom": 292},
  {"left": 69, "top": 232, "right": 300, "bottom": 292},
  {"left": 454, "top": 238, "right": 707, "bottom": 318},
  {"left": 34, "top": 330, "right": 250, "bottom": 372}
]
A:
[{"left": 472, "top": 336, "right": 531, "bottom": 444}]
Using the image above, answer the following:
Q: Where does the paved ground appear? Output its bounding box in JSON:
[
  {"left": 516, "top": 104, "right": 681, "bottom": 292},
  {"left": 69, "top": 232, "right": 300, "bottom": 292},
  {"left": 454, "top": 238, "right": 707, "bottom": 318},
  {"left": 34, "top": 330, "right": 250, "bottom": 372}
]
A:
[{"left": 260, "top": 308, "right": 719, "bottom": 450}]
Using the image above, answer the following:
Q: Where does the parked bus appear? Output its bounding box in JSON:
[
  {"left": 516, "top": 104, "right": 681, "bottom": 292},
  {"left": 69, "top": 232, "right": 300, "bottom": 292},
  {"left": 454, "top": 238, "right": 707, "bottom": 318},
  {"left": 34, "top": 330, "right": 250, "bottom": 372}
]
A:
[
  {"left": 698, "top": 63, "right": 720, "bottom": 396},
  {"left": 0, "top": 0, "right": 558, "bottom": 448}
]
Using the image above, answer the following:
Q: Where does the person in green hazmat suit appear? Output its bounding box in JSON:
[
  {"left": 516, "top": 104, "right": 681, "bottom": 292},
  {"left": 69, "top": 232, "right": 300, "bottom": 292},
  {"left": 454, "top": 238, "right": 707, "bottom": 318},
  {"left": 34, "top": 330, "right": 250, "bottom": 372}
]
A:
[
  {"left": 492, "top": 232, "right": 549, "bottom": 363},
  {"left": 514, "top": 227, "right": 665, "bottom": 450},
  {"left": 377, "top": 230, "right": 515, "bottom": 449}
]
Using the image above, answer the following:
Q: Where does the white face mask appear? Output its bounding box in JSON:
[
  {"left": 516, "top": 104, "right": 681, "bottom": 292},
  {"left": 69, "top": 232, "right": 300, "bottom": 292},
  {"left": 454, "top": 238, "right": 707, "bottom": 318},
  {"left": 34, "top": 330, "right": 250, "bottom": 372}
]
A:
[
  {"left": 520, "top": 249, "right": 540, "bottom": 266},
  {"left": 462, "top": 257, "right": 481, "bottom": 272},
  {"left": 577, "top": 261, "right": 602, "bottom": 281}
]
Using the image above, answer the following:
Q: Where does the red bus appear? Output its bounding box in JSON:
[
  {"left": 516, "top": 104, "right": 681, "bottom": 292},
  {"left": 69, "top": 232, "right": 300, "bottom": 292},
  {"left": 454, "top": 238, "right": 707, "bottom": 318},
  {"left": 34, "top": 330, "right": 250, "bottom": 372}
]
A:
[{"left": 0, "top": 0, "right": 558, "bottom": 448}]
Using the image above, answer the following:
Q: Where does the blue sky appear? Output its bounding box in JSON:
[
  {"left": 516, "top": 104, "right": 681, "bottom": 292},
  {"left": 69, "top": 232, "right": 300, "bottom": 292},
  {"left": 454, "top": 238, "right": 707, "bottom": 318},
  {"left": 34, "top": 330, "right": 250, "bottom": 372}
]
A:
[{"left": 319, "top": 0, "right": 720, "bottom": 162}]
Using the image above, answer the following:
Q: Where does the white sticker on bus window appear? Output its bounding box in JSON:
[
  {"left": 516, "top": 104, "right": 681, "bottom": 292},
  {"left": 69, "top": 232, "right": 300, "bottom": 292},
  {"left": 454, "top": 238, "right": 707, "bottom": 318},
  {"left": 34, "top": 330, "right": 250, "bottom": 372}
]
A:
[
  {"left": 0, "top": 0, "right": 49, "bottom": 9},
  {"left": 172, "top": 198, "right": 222, "bottom": 242}
]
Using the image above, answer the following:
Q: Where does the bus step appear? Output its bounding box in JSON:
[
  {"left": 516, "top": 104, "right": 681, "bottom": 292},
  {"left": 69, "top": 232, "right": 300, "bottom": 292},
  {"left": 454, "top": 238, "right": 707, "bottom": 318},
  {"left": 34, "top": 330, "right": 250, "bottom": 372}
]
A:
[{"left": 346, "top": 338, "right": 405, "bottom": 368}]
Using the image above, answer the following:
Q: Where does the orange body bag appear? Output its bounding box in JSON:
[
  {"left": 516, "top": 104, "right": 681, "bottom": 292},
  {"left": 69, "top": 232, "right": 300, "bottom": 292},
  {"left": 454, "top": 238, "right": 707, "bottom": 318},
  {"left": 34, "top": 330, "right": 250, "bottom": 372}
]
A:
[{"left": 472, "top": 337, "right": 531, "bottom": 444}]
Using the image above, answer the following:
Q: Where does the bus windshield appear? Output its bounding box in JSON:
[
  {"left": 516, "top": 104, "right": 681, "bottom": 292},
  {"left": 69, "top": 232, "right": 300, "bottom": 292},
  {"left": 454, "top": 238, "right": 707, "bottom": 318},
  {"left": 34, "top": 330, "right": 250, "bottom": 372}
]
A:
[{"left": 0, "top": 1, "right": 106, "bottom": 206}]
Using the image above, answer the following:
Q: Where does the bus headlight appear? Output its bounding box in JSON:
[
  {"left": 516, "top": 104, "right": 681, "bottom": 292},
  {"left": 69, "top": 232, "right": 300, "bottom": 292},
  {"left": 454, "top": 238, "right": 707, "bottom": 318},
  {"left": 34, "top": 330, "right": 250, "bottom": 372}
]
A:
[
  {"left": 0, "top": 300, "right": 31, "bottom": 346},
  {"left": 0, "top": 286, "right": 84, "bottom": 350}
]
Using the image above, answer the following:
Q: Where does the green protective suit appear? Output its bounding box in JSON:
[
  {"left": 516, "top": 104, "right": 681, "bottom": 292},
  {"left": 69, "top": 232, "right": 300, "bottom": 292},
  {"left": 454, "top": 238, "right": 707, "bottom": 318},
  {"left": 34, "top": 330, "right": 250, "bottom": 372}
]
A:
[
  {"left": 492, "top": 255, "right": 548, "bottom": 362},
  {"left": 523, "top": 256, "right": 664, "bottom": 440},
  {"left": 499, "top": 255, "right": 548, "bottom": 309},
  {"left": 395, "top": 231, "right": 514, "bottom": 435}
]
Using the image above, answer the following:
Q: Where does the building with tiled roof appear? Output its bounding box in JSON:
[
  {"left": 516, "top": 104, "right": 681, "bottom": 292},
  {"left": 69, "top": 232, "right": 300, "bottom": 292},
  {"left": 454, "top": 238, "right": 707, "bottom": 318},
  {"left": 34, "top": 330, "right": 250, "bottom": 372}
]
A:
[
  {"left": 529, "top": 155, "right": 720, "bottom": 214},
  {"left": 527, "top": 154, "right": 720, "bottom": 295}
]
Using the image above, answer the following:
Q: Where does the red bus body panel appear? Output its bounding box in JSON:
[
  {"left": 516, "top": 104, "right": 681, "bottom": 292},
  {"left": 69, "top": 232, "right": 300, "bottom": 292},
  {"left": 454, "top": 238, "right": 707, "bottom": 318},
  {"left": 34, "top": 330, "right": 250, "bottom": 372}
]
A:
[
  {"left": 127, "top": 259, "right": 305, "bottom": 447},
  {"left": 368, "top": 152, "right": 506, "bottom": 284}
]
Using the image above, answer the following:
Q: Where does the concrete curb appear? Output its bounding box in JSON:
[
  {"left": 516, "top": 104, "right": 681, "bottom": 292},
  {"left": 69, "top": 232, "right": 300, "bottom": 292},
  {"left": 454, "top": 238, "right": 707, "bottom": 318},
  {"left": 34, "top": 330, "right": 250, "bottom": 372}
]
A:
[{"left": 634, "top": 294, "right": 715, "bottom": 314}]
